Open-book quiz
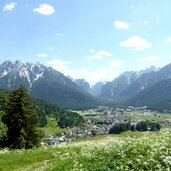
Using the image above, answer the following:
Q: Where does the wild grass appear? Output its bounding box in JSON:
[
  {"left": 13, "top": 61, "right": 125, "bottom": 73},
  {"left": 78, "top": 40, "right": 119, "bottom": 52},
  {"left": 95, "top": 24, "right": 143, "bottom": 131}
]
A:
[
  {"left": 0, "top": 128, "right": 170, "bottom": 171},
  {"left": 40, "top": 116, "right": 66, "bottom": 137}
]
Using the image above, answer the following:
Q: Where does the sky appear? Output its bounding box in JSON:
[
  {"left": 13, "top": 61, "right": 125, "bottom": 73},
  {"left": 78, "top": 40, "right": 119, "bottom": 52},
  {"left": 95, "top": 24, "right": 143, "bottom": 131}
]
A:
[{"left": 1, "top": 0, "right": 171, "bottom": 85}]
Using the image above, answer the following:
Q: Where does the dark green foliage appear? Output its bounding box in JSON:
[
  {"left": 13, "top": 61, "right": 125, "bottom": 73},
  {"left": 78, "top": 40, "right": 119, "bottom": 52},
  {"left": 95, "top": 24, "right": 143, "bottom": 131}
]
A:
[
  {"left": 1, "top": 85, "right": 43, "bottom": 149},
  {"left": 34, "top": 99, "right": 85, "bottom": 128},
  {"left": 130, "top": 124, "right": 136, "bottom": 131},
  {"left": 0, "top": 89, "right": 85, "bottom": 129},
  {"left": 136, "top": 121, "right": 148, "bottom": 131},
  {"left": 136, "top": 120, "right": 161, "bottom": 132},
  {"left": 109, "top": 121, "right": 161, "bottom": 134},
  {"left": 0, "top": 111, "right": 7, "bottom": 142},
  {"left": 0, "top": 91, "right": 8, "bottom": 143},
  {"left": 91, "top": 129, "right": 97, "bottom": 136},
  {"left": 109, "top": 122, "right": 131, "bottom": 134}
]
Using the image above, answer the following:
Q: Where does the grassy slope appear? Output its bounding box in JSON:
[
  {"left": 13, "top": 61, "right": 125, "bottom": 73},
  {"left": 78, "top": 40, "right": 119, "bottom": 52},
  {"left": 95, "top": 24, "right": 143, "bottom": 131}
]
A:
[
  {"left": 40, "top": 116, "right": 66, "bottom": 137},
  {"left": 0, "top": 128, "right": 171, "bottom": 171}
]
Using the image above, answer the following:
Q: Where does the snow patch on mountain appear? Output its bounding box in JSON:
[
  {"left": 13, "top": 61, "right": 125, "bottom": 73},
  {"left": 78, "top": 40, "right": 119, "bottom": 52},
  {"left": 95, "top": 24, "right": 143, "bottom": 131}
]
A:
[{"left": 0, "top": 60, "right": 45, "bottom": 88}]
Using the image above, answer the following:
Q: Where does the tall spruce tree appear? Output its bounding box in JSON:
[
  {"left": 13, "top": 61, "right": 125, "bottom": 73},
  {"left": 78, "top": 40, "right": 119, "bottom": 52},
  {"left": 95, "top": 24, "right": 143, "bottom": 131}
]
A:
[{"left": 2, "top": 85, "right": 42, "bottom": 149}]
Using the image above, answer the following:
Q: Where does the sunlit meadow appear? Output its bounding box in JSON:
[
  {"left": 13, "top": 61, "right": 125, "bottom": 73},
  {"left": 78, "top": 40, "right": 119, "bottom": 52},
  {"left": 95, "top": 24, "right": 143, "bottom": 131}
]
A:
[{"left": 0, "top": 128, "right": 171, "bottom": 171}]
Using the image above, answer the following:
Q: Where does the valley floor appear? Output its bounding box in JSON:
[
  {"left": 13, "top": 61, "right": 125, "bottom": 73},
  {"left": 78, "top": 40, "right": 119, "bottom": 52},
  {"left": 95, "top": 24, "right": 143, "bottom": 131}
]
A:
[{"left": 0, "top": 128, "right": 171, "bottom": 171}]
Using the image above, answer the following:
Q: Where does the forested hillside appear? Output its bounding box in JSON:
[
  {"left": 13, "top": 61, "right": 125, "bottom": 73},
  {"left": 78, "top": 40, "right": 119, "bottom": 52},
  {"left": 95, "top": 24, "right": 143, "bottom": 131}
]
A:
[
  {"left": 0, "top": 88, "right": 85, "bottom": 129},
  {"left": 35, "top": 99, "right": 85, "bottom": 128}
]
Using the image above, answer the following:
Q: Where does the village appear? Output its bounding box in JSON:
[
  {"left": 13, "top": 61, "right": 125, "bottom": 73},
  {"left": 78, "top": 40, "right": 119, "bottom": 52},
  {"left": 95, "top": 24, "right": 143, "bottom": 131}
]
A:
[{"left": 45, "top": 106, "right": 171, "bottom": 145}]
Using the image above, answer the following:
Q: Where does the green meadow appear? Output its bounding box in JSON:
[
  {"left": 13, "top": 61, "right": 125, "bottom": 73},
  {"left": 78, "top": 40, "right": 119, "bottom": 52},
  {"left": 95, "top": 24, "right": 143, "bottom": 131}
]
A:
[{"left": 0, "top": 128, "right": 171, "bottom": 171}]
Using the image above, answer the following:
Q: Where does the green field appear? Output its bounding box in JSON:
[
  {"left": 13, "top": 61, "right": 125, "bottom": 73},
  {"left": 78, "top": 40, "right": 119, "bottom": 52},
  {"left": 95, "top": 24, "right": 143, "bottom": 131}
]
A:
[
  {"left": 75, "top": 110, "right": 104, "bottom": 122},
  {"left": 0, "top": 128, "right": 170, "bottom": 171},
  {"left": 127, "top": 114, "right": 171, "bottom": 121},
  {"left": 40, "top": 116, "right": 66, "bottom": 137}
]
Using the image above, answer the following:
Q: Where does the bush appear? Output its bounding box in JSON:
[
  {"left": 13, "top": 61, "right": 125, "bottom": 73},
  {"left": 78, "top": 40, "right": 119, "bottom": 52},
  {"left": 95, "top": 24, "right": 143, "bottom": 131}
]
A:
[
  {"left": 136, "top": 120, "right": 161, "bottom": 132},
  {"left": 109, "top": 122, "right": 131, "bottom": 134},
  {"left": 109, "top": 120, "right": 161, "bottom": 134}
]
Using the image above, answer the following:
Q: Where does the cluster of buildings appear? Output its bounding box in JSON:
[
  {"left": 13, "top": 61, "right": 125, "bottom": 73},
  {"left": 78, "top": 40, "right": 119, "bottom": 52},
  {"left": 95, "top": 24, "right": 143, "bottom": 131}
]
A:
[{"left": 45, "top": 106, "right": 171, "bottom": 145}]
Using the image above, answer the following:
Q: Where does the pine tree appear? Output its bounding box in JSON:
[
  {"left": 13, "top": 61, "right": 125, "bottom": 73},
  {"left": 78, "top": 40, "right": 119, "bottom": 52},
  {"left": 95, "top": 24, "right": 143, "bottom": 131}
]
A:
[
  {"left": 2, "top": 85, "right": 43, "bottom": 149},
  {"left": 0, "top": 91, "right": 8, "bottom": 145}
]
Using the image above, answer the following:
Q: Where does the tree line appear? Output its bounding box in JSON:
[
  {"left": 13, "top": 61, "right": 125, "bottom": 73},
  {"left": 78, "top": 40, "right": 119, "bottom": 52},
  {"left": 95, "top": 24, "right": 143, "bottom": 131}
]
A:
[
  {"left": 35, "top": 99, "right": 85, "bottom": 128},
  {"left": 109, "top": 120, "right": 161, "bottom": 134}
]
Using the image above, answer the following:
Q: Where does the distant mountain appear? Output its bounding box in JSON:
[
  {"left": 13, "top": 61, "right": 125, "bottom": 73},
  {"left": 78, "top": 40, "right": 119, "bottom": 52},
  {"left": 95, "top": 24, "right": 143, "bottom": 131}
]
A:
[
  {"left": 99, "top": 71, "right": 139, "bottom": 99},
  {"left": 90, "top": 82, "right": 104, "bottom": 96},
  {"left": 119, "top": 64, "right": 171, "bottom": 99},
  {"left": 0, "top": 60, "right": 98, "bottom": 109},
  {"left": 126, "top": 78, "right": 171, "bottom": 112},
  {"left": 98, "top": 66, "right": 157, "bottom": 99},
  {"left": 74, "top": 79, "right": 90, "bottom": 92}
]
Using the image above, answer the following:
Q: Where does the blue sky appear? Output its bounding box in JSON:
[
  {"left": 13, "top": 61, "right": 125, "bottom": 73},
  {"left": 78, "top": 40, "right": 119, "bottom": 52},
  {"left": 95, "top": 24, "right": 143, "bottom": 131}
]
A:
[{"left": 1, "top": 0, "right": 171, "bottom": 85}]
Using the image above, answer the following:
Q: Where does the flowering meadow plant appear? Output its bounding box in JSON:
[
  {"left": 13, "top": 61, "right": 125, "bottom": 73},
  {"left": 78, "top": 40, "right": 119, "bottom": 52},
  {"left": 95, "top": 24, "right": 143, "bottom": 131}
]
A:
[{"left": 0, "top": 128, "right": 170, "bottom": 170}]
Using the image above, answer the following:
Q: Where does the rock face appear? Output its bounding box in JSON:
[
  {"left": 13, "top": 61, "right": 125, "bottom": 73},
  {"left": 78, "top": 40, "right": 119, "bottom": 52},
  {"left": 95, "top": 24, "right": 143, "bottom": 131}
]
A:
[
  {"left": 92, "top": 63, "right": 171, "bottom": 110},
  {"left": 0, "top": 60, "right": 98, "bottom": 109},
  {"left": 74, "top": 79, "right": 90, "bottom": 92},
  {"left": 98, "top": 66, "right": 157, "bottom": 100},
  {"left": 90, "top": 82, "right": 104, "bottom": 96}
]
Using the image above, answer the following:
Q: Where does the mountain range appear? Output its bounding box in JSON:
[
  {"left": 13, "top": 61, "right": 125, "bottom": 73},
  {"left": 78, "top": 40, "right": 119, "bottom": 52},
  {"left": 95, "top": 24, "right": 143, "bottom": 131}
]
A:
[
  {"left": 91, "top": 64, "right": 171, "bottom": 111},
  {"left": 0, "top": 60, "right": 98, "bottom": 109},
  {"left": 1, "top": 60, "right": 171, "bottom": 111}
]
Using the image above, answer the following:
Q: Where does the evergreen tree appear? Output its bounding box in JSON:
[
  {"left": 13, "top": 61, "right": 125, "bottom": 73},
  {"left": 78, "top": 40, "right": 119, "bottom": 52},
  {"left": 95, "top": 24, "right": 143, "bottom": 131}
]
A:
[
  {"left": 0, "top": 111, "right": 7, "bottom": 142},
  {"left": 0, "top": 91, "right": 8, "bottom": 145},
  {"left": 2, "top": 85, "right": 43, "bottom": 149}
]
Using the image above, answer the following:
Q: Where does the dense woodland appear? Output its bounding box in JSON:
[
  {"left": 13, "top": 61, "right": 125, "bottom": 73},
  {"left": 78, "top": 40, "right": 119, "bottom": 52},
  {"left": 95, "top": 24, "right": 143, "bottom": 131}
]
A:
[
  {"left": 35, "top": 99, "right": 85, "bottom": 128},
  {"left": 0, "top": 86, "right": 85, "bottom": 149},
  {"left": 0, "top": 86, "right": 43, "bottom": 149}
]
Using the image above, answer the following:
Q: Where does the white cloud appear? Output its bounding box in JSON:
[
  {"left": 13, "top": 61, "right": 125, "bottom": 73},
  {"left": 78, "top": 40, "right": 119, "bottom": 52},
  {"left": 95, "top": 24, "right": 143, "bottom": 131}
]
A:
[
  {"left": 114, "top": 20, "right": 130, "bottom": 29},
  {"left": 166, "top": 37, "right": 171, "bottom": 42},
  {"left": 120, "top": 35, "right": 151, "bottom": 50},
  {"left": 109, "top": 60, "right": 123, "bottom": 68},
  {"left": 48, "top": 57, "right": 121, "bottom": 85},
  {"left": 64, "top": 68, "right": 118, "bottom": 86},
  {"left": 142, "top": 56, "right": 159, "bottom": 62},
  {"left": 56, "top": 33, "right": 63, "bottom": 37},
  {"left": 33, "top": 3, "right": 55, "bottom": 16},
  {"left": 3, "top": 2, "right": 16, "bottom": 12},
  {"left": 144, "top": 20, "right": 149, "bottom": 26},
  {"left": 86, "top": 50, "right": 112, "bottom": 60},
  {"left": 48, "top": 59, "right": 72, "bottom": 72},
  {"left": 36, "top": 54, "right": 48, "bottom": 58}
]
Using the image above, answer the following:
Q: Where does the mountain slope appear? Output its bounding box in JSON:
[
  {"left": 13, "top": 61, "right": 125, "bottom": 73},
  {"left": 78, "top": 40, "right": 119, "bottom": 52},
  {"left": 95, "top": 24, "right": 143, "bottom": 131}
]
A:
[
  {"left": 98, "top": 66, "right": 157, "bottom": 100},
  {"left": 119, "top": 64, "right": 171, "bottom": 99},
  {"left": 0, "top": 60, "right": 98, "bottom": 109},
  {"left": 99, "top": 71, "right": 139, "bottom": 99},
  {"left": 90, "top": 82, "right": 104, "bottom": 96},
  {"left": 126, "top": 78, "right": 171, "bottom": 111},
  {"left": 74, "top": 79, "right": 90, "bottom": 92}
]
